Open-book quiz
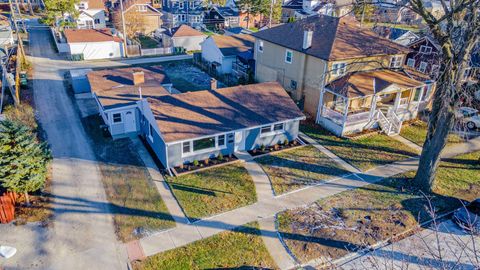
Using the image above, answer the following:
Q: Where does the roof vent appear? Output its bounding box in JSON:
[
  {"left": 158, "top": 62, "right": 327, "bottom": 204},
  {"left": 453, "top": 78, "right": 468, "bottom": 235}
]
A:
[
  {"left": 132, "top": 70, "right": 145, "bottom": 86},
  {"left": 303, "top": 30, "right": 313, "bottom": 50}
]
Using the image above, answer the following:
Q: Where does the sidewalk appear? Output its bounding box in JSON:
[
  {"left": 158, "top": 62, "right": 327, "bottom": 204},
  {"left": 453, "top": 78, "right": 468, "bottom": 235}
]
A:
[{"left": 137, "top": 136, "right": 480, "bottom": 262}]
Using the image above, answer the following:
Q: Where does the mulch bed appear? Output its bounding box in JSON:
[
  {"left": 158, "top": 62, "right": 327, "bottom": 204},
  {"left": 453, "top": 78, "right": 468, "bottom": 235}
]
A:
[
  {"left": 172, "top": 154, "right": 239, "bottom": 175},
  {"left": 248, "top": 139, "right": 305, "bottom": 157}
]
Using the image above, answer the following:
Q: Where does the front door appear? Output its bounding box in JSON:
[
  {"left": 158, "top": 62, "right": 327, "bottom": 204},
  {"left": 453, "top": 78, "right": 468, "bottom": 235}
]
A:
[
  {"left": 234, "top": 131, "right": 244, "bottom": 152},
  {"left": 124, "top": 111, "right": 136, "bottom": 133}
]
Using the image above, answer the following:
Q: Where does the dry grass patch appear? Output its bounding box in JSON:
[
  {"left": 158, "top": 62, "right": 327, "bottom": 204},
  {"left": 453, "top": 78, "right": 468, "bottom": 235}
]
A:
[
  {"left": 300, "top": 122, "right": 419, "bottom": 171},
  {"left": 83, "top": 115, "right": 174, "bottom": 242},
  {"left": 278, "top": 151, "right": 480, "bottom": 264},
  {"left": 165, "top": 163, "right": 257, "bottom": 221},
  {"left": 133, "top": 222, "right": 278, "bottom": 270},
  {"left": 256, "top": 145, "right": 349, "bottom": 194}
]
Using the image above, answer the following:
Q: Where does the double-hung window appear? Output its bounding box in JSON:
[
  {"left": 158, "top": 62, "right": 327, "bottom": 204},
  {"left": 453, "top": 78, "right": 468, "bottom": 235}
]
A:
[
  {"left": 285, "top": 50, "right": 293, "bottom": 63},
  {"left": 179, "top": 1, "right": 184, "bottom": 9},
  {"left": 419, "top": 45, "right": 432, "bottom": 54},
  {"left": 218, "top": 134, "right": 225, "bottom": 147},
  {"left": 260, "top": 123, "right": 285, "bottom": 136},
  {"left": 182, "top": 141, "right": 191, "bottom": 154},
  {"left": 390, "top": 56, "right": 403, "bottom": 68},
  {"left": 113, "top": 113, "right": 122, "bottom": 123},
  {"left": 407, "top": 58, "right": 415, "bottom": 68},
  {"left": 273, "top": 123, "right": 284, "bottom": 131},
  {"left": 418, "top": 61, "right": 428, "bottom": 73},
  {"left": 182, "top": 134, "right": 227, "bottom": 156},
  {"left": 332, "top": 62, "right": 346, "bottom": 76}
]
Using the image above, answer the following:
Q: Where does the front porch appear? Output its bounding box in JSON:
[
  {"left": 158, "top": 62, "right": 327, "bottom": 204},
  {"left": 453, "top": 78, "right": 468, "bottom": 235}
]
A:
[{"left": 317, "top": 82, "right": 433, "bottom": 136}]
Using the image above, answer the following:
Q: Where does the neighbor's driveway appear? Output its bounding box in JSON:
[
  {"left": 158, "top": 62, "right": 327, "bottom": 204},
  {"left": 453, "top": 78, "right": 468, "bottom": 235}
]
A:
[
  {"left": 9, "top": 21, "right": 127, "bottom": 269},
  {"left": 341, "top": 220, "right": 480, "bottom": 270}
]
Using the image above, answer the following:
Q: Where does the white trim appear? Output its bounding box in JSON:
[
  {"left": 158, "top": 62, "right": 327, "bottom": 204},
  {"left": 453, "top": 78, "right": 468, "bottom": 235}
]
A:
[
  {"left": 331, "top": 62, "right": 347, "bottom": 76},
  {"left": 181, "top": 134, "right": 228, "bottom": 158},
  {"left": 419, "top": 45, "right": 432, "bottom": 54},
  {"left": 112, "top": 112, "right": 123, "bottom": 124},
  {"left": 258, "top": 40, "right": 263, "bottom": 53},
  {"left": 165, "top": 117, "right": 305, "bottom": 146},
  {"left": 390, "top": 55, "right": 403, "bottom": 68},
  {"left": 259, "top": 122, "right": 285, "bottom": 137}
]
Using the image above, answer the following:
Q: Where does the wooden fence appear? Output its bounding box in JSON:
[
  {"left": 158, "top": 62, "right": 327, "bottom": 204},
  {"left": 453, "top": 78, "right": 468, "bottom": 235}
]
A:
[{"left": 0, "top": 192, "right": 18, "bottom": 224}]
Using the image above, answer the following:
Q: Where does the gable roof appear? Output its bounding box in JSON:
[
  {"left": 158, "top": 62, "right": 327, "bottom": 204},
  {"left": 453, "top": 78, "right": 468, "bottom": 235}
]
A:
[
  {"left": 252, "top": 15, "right": 410, "bottom": 61},
  {"left": 165, "top": 24, "right": 205, "bottom": 37},
  {"left": 88, "top": 66, "right": 171, "bottom": 109},
  {"left": 147, "top": 82, "right": 305, "bottom": 142},
  {"left": 214, "top": 6, "right": 239, "bottom": 17},
  {"left": 64, "top": 28, "right": 123, "bottom": 43},
  {"left": 406, "top": 36, "right": 441, "bottom": 51},
  {"left": 210, "top": 34, "right": 254, "bottom": 56},
  {"left": 326, "top": 69, "right": 424, "bottom": 98}
]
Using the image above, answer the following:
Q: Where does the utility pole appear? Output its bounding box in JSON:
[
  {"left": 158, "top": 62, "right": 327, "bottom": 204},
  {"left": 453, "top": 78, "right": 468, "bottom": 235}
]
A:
[
  {"left": 268, "top": 0, "right": 275, "bottom": 28},
  {"left": 119, "top": 0, "right": 129, "bottom": 58}
]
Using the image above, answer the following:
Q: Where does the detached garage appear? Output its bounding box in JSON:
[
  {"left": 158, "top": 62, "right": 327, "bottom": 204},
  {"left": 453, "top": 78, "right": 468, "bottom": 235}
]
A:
[{"left": 64, "top": 28, "right": 125, "bottom": 60}]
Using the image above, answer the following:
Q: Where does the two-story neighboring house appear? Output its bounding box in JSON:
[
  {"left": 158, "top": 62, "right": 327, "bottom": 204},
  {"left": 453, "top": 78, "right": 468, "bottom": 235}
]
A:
[
  {"left": 75, "top": 0, "right": 107, "bottom": 29},
  {"left": 281, "top": 0, "right": 353, "bottom": 22},
  {"left": 112, "top": 0, "right": 163, "bottom": 35},
  {"left": 162, "top": 0, "right": 205, "bottom": 28},
  {"left": 253, "top": 15, "right": 436, "bottom": 136},
  {"left": 403, "top": 36, "right": 441, "bottom": 79}
]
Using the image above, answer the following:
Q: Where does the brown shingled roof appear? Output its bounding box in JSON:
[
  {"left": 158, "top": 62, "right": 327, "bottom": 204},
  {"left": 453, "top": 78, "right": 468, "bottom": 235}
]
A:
[
  {"left": 147, "top": 82, "right": 305, "bottom": 142},
  {"left": 166, "top": 25, "right": 205, "bottom": 37},
  {"left": 252, "top": 15, "right": 410, "bottom": 61},
  {"left": 64, "top": 29, "right": 123, "bottom": 43},
  {"left": 88, "top": 66, "right": 171, "bottom": 109},
  {"left": 327, "top": 69, "right": 424, "bottom": 98},
  {"left": 211, "top": 34, "right": 254, "bottom": 56},
  {"left": 86, "top": 0, "right": 105, "bottom": 9}
]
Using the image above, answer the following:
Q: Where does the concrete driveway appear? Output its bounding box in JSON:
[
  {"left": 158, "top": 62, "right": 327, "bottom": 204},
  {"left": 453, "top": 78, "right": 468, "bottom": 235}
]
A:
[
  {"left": 0, "top": 20, "right": 127, "bottom": 270},
  {"left": 341, "top": 220, "right": 480, "bottom": 270}
]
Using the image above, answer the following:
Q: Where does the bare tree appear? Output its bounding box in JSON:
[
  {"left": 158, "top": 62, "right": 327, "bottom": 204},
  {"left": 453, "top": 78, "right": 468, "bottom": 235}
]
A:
[{"left": 114, "top": 10, "right": 146, "bottom": 39}]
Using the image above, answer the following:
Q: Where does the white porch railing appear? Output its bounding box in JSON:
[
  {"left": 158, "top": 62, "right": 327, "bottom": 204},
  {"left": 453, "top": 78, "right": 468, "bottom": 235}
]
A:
[{"left": 322, "top": 106, "right": 344, "bottom": 125}]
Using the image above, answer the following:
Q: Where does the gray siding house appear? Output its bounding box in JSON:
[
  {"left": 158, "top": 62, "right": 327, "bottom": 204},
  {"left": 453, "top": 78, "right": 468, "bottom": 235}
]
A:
[{"left": 89, "top": 67, "right": 305, "bottom": 171}]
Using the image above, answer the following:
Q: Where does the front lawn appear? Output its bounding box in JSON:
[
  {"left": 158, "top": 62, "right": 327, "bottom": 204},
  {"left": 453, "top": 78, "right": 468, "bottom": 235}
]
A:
[
  {"left": 400, "top": 120, "right": 464, "bottom": 146},
  {"left": 256, "top": 145, "right": 349, "bottom": 195},
  {"left": 82, "top": 115, "right": 175, "bottom": 242},
  {"left": 300, "top": 123, "right": 419, "bottom": 171},
  {"left": 165, "top": 163, "right": 257, "bottom": 221},
  {"left": 278, "top": 150, "right": 480, "bottom": 264},
  {"left": 133, "top": 222, "right": 278, "bottom": 270}
]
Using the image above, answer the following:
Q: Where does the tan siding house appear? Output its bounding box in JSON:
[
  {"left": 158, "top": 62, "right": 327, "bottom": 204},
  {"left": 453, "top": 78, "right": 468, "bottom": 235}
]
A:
[{"left": 253, "top": 15, "right": 436, "bottom": 136}]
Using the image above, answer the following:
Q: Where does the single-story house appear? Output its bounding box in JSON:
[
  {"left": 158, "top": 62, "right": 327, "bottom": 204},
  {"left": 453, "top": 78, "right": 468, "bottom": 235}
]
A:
[
  {"left": 161, "top": 24, "right": 207, "bottom": 51},
  {"left": 200, "top": 34, "right": 254, "bottom": 74},
  {"left": 88, "top": 66, "right": 173, "bottom": 137},
  {"left": 64, "top": 28, "right": 125, "bottom": 60},
  {"left": 90, "top": 70, "right": 305, "bottom": 169}
]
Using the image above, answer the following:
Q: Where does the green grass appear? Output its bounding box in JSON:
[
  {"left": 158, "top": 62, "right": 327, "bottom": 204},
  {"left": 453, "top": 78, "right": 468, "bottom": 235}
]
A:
[
  {"left": 137, "top": 36, "right": 159, "bottom": 49},
  {"left": 278, "top": 150, "right": 480, "bottom": 263},
  {"left": 82, "top": 115, "right": 174, "bottom": 242},
  {"left": 300, "top": 123, "right": 419, "bottom": 171},
  {"left": 133, "top": 222, "right": 278, "bottom": 270},
  {"left": 400, "top": 120, "right": 464, "bottom": 147},
  {"left": 256, "top": 145, "right": 349, "bottom": 194},
  {"left": 165, "top": 163, "right": 257, "bottom": 220}
]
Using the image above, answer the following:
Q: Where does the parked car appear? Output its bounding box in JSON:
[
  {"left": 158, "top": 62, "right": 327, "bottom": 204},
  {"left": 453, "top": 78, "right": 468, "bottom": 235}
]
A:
[
  {"left": 453, "top": 198, "right": 480, "bottom": 234},
  {"left": 456, "top": 107, "right": 480, "bottom": 130}
]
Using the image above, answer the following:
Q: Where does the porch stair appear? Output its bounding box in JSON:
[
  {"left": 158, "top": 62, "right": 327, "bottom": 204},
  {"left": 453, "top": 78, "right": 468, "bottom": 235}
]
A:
[{"left": 376, "top": 109, "right": 402, "bottom": 136}]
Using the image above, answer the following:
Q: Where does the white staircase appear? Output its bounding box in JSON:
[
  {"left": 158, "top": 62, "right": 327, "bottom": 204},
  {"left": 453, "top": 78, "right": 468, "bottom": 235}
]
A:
[{"left": 376, "top": 109, "right": 403, "bottom": 136}]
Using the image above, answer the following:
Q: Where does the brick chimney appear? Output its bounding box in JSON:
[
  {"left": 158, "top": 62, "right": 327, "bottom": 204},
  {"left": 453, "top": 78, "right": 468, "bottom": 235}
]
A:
[
  {"left": 302, "top": 30, "right": 313, "bottom": 50},
  {"left": 132, "top": 70, "right": 145, "bottom": 85},
  {"left": 210, "top": 78, "right": 217, "bottom": 91}
]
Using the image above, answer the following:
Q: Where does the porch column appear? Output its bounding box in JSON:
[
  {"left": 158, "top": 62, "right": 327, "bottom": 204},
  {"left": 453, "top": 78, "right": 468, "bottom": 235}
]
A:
[
  {"left": 393, "top": 90, "right": 401, "bottom": 112},
  {"left": 342, "top": 97, "right": 349, "bottom": 126},
  {"left": 369, "top": 95, "right": 377, "bottom": 119},
  {"left": 316, "top": 89, "right": 325, "bottom": 123}
]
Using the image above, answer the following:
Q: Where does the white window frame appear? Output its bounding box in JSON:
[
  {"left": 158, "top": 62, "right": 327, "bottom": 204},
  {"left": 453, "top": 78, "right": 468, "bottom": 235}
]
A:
[
  {"left": 285, "top": 49, "right": 293, "bottom": 64},
  {"left": 390, "top": 55, "right": 403, "bottom": 68},
  {"left": 112, "top": 113, "right": 122, "bottom": 123},
  {"left": 179, "top": 1, "right": 184, "bottom": 9},
  {"left": 260, "top": 122, "right": 286, "bottom": 137},
  {"left": 137, "top": 5, "right": 147, "bottom": 12},
  {"left": 258, "top": 40, "right": 263, "bottom": 53},
  {"left": 181, "top": 134, "right": 228, "bottom": 157},
  {"left": 419, "top": 45, "right": 432, "bottom": 54},
  {"left": 418, "top": 61, "right": 428, "bottom": 73},
  {"left": 332, "top": 62, "right": 347, "bottom": 76},
  {"left": 407, "top": 58, "right": 415, "bottom": 68}
]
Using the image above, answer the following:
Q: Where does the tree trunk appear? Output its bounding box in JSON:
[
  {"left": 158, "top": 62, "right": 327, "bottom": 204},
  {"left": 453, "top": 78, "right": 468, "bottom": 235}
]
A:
[
  {"left": 24, "top": 192, "right": 30, "bottom": 205},
  {"left": 28, "top": 0, "right": 34, "bottom": 15}
]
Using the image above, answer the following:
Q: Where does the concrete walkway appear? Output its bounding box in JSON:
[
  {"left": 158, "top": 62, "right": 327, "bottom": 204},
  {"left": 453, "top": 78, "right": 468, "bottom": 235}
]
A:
[
  {"left": 392, "top": 135, "right": 423, "bottom": 153},
  {"left": 131, "top": 138, "right": 189, "bottom": 225},
  {"left": 299, "top": 132, "right": 361, "bottom": 173},
  {"left": 237, "top": 151, "right": 275, "bottom": 201},
  {"left": 259, "top": 217, "right": 297, "bottom": 270},
  {"left": 136, "top": 137, "right": 480, "bottom": 262}
]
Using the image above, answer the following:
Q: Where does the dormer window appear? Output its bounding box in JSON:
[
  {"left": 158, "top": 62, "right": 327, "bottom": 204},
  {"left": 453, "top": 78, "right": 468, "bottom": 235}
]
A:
[
  {"left": 419, "top": 45, "right": 432, "bottom": 54},
  {"left": 390, "top": 55, "right": 403, "bottom": 68},
  {"left": 137, "top": 5, "right": 147, "bottom": 12},
  {"left": 332, "top": 62, "right": 346, "bottom": 76}
]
